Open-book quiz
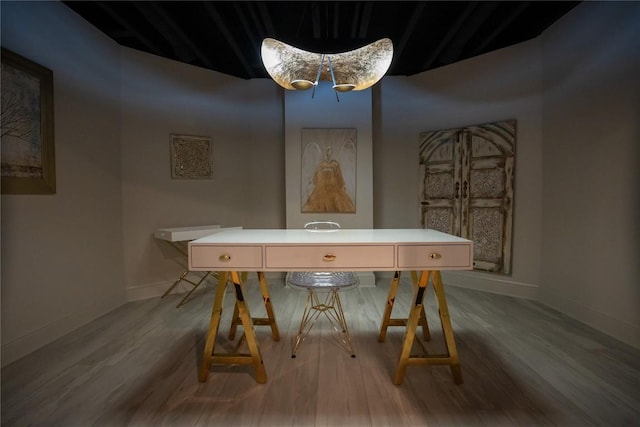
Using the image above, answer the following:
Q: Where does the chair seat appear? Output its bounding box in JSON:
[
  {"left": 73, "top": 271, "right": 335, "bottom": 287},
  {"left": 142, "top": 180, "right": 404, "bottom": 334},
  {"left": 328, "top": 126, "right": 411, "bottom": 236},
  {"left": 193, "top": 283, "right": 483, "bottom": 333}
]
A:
[{"left": 287, "top": 271, "right": 359, "bottom": 291}]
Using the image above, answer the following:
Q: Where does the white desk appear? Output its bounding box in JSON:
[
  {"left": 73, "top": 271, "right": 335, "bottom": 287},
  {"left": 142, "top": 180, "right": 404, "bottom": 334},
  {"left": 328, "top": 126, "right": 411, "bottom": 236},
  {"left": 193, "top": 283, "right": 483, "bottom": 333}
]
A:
[{"left": 189, "top": 228, "right": 473, "bottom": 384}]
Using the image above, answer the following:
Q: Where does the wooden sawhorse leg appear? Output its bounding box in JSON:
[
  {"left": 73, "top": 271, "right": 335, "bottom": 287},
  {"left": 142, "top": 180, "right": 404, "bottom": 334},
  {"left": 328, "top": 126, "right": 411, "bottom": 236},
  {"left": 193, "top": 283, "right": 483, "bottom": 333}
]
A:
[
  {"left": 379, "top": 271, "right": 430, "bottom": 342},
  {"left": 199, "top": 271, "right": 276, "bottom": 383},
  {"left": 229, "top": 271, "right": 280, "bottom": 342},
  {"left": 380, "top": 270, "right": 462, "bottom": 385}
]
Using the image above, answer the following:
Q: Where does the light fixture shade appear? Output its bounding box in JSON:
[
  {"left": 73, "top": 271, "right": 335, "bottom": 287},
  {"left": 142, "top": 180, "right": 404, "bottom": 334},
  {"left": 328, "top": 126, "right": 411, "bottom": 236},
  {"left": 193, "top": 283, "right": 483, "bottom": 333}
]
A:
[
  {"left": 291, "top": 79, "right": 316, "bottom": 90},
  {"left": 333, "top": 84, "right": 356, "bottom": 92},
  {"left": 261, "top": 38, "right": 393, "bottom": 91}
]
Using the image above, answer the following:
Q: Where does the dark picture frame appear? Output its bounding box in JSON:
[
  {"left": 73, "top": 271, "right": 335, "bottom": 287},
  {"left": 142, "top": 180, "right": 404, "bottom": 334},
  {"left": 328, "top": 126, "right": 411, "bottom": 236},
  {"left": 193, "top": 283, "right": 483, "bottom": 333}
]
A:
[{"left": 1, "top": 48, "right": 55, "bottom": 194}]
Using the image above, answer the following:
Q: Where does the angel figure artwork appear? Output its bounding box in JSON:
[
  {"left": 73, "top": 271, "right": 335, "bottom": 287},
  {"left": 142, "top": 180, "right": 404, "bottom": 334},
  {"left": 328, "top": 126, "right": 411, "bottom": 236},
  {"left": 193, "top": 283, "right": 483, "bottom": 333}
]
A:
[{"left": 301, "top": 128, "right": 356, "bottom": 213}]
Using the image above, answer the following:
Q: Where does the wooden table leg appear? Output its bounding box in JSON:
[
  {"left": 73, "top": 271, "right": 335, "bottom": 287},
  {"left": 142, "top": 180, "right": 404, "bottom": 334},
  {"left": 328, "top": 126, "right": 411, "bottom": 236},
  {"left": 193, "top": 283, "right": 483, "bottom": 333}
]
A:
[
  {"left": 379, "top": 271, "right": 401, "bottom": 342},
  {"left": 199, "top": 271, "right": 267, "bottom": 384},
  {"left": 256, "top": 271, "right": 280, "bottom": 341},
  {"left": 432, "top": 270, "right": 462, "bottom": 384},
  {"left": 393, "top": 270, "right": 430, "bottom": 385},
  {"left": 228, "top": 272, "right": 280, "bottom": 342},
  {"left": 199, "top": 271, "right": 229, "bottom": 382},
  {"left": 379, "top": 271, "right": 429, "bottom": 342},
  {"left": 392, "top": 270, "right": 463, "bottom": 386},
  {"left": 228, "top": 272, "right": 245, "bottom": 340},
  {"left": 228, "top": 271, "right": 267, "bottom": 383},
  {"left": 410, "top": 271, "right": 431, "bottom": 341}
]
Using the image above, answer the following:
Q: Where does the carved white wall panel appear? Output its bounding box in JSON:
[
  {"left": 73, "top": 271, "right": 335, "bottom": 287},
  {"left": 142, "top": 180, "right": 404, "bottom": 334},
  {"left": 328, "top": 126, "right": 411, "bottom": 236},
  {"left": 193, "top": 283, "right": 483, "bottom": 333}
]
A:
[{"left": 419, "top": 120, "right": 515, "bottom": 274}]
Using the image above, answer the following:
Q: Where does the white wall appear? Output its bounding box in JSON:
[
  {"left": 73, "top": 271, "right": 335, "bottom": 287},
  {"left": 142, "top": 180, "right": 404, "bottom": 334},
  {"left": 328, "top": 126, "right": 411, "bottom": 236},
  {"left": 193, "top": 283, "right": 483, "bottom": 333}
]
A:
[
  {"left": 375, "top": 38, "right": 544, "bottom": 299},
  {"left": 2, "top": 1, "right": 638, "bottom": 367},
  {"left": 284, "top": 83, "right": 373, "bottom": 230},
  {"left": 540, "top": 1, "right": 640, "bottom": 348},
  {"left": 119, "top": 48, "right": 285, "bottom": 300},
  {"left": 1, "top": 1, "right": 125, "bottom": 365},
  {"left": 284, "top": 82, "right": 375, "bottom": 286}
]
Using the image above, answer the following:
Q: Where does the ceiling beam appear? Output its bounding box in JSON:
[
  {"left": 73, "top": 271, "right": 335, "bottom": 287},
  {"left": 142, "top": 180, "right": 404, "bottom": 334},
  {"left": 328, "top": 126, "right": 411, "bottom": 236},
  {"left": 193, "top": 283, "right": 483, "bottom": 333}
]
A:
[
  {"left": 133, "top": 2, "right": 215, "bottom": 69},
  {"left": 419, "top": 2, "right": 478, "bottom": 70},
  {"left": 233, "top": 2, "right": 262, "bottom": 59},
  {"left": 202, "top": 2, "right": 254, "bottom": 78},
  {"left": 311, "top": 2, "right": 322, "bottom": 39},
  {"left": 332, "top": 1, "right": 340, "bottom": 39},
  {"left": 438, "top": 1, "right": 499, "bottom": 64},
  {"left": 471, "top": 2, "right": 530, "bottom": 56},
  {"left": 357, "top": 2, "right": 373, "bottom": 39},
  {"left": 254, "top": 1, "right": 275, "bottom": 37},
  {"left": 97, "top": 2, "right": 166, "bottom": 56},
  {"left": 392, "top": 2, "right": 426, "bottom": 72}
]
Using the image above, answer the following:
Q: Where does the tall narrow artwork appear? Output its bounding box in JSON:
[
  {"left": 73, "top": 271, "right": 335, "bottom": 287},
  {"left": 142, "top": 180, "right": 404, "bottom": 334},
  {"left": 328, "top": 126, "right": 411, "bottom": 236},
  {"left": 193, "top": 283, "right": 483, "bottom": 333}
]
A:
[
  {"left": 1, "top": 49, "right": 55, "bottom": 194},
  {"left": 301, "top": 128, "right": 356, "bottom": 213},
  {"left": 419, "top": 119, "right": 516, "bottom": 274}
]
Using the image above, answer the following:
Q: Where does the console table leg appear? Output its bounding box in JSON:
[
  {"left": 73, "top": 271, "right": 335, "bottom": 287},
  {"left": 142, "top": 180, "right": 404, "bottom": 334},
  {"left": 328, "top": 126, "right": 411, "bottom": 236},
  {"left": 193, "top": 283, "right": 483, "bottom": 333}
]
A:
[
  {"left": 161, "top": 269, "right": 190, "bottom": 298},
  {"left": 176, "top": 271, "right": 214, "bottom": 308}
]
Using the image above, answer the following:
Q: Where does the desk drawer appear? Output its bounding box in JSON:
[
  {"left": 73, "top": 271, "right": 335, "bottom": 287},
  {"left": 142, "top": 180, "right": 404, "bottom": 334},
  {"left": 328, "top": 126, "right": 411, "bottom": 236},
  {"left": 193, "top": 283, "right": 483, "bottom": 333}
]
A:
[
  {"left": 266, "top": 245, "right": 394, "bottom": 269},
  {"left": 398, "top": 244, "right": 472, "bottom": 269},
  {"left": 190, "top": 245, "right": 263, "bottom": 270}
]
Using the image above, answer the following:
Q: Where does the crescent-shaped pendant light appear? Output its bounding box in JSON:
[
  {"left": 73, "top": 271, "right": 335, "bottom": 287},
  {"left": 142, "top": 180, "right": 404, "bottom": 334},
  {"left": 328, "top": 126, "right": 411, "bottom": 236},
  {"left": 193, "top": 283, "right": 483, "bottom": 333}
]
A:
[{"left": 261, "top": 38, "right": 393, "bottom": 94}]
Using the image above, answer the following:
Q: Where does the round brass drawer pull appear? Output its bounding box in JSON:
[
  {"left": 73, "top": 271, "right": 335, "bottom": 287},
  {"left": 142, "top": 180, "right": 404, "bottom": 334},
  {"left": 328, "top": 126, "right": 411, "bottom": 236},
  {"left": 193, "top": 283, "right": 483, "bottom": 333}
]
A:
[
  {"left": 428, "top": 253, "right": 442, "bottom": 260},
  {"left": 219, "top": 254, "right": 231, "bottom": 262},
  {"left": 323, "top": 254, "right": 336, "bottom": 262}
]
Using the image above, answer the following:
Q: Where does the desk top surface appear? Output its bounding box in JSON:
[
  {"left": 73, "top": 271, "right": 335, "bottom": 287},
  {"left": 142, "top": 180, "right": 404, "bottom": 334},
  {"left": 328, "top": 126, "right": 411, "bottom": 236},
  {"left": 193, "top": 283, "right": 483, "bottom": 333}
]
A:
[{"left": 190, "top": 228, "right": 471, "bottom": 245}]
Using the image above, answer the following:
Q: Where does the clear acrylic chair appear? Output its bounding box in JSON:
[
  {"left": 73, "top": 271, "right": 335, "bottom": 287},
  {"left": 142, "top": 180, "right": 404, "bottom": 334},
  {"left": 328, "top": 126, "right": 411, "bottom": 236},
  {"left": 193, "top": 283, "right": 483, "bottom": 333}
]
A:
[{"left": 286, "top": 221, "right": 359, "bottom": 358}]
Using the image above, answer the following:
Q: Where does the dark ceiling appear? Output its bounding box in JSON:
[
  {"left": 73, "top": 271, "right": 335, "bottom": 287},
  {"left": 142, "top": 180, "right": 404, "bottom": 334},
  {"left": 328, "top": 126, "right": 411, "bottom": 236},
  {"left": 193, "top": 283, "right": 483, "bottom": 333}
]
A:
[{"left": 63, "top": 1, "right": 580, "bottom": 80}]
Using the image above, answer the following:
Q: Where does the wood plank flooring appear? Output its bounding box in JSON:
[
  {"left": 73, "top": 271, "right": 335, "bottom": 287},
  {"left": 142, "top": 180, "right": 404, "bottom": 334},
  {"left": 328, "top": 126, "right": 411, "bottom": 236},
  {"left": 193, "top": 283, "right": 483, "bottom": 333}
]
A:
[{"left": 2, "top": 276, "right": 640, "bottom": 426}]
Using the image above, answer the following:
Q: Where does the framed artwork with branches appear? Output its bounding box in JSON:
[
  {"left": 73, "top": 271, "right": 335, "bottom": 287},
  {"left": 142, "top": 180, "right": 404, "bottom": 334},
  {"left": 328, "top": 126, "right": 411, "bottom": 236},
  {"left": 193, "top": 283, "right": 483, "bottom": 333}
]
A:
[{"left": 1, "top": 48, "right": 55, "bottom": 194}]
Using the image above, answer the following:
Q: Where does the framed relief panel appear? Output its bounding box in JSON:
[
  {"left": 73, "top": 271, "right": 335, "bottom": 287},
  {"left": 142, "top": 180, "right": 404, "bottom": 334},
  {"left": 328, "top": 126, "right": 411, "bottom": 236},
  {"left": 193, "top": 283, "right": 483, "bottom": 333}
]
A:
[
  {"left": 419, "top": 119, "right": 516, "bottom": 274},
  {"left": 170, "top": 134, "right": 213, "bottom": 179}
]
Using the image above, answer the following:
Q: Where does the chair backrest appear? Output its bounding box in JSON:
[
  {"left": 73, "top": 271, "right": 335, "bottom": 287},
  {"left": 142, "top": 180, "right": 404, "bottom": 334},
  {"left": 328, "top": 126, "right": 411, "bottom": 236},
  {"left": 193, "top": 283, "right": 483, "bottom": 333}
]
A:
[
  {"left": 287, "top": 271, "right": 358, "bottom": 289},
  {"left": 304, "top": 221, "right": 341, "bottom": 232},
  {"left": 287, "top": 220, "right": 358, "bottom": 291}
]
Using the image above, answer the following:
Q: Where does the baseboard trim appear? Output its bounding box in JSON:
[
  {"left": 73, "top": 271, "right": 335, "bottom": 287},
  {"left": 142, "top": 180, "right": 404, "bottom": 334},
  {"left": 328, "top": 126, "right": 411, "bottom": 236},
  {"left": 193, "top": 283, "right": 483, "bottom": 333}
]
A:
[
  {"left": 132, "top": 271, "right": 538, "bottom": 301},
  {"left": 375, "top": 270, "right": 539, "bottom": 300},
  {"left": 1, "top": 300, "right": 120, "bottom": 367},
  {"left": 125, "top": 272, "right": 289, "bottom": 301},
  {"left": 539, "top": 289, "right": 640, "bottom": 351},
  {"left": 373, "top": 270, "right": 639, "bottom": 350}
]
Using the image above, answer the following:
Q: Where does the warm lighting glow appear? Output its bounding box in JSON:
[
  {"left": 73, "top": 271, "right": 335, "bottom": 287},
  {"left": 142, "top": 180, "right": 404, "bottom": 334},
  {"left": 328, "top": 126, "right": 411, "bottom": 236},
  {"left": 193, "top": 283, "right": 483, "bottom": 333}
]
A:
[
  {"left": 261, "top": 38, "right": 393, "bottom": 93},
  {"left": 291, "top": 79, "right": 316, "bottom": 90},
  {"left": 333, "top": 84, "right": 356, "bottom": 92}
]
